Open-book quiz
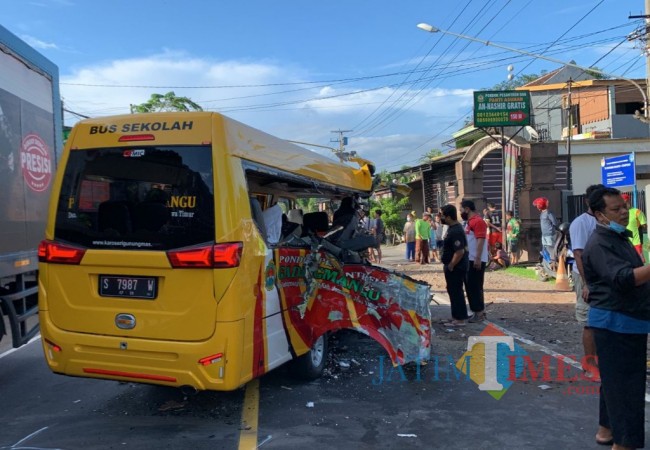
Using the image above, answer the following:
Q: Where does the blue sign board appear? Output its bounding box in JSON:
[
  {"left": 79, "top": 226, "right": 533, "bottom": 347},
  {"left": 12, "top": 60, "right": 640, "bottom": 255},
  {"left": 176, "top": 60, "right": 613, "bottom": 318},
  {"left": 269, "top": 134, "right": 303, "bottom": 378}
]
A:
[{"left": 601, "top": 153, "right": 636, "bottom": 188}]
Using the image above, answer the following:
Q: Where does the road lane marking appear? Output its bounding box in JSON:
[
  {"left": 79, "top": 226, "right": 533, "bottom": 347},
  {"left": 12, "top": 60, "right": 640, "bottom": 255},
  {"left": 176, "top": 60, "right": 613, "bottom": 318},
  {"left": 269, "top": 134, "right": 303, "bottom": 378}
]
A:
[
  {"left": 238, "top": 379, "right": 260, "bottom": 450},
  {"left": 8, "top": 426, "right": 51, "bottom": 448},
  {"left": 487, "top": 321, "right": 582, "bottom": 370}
]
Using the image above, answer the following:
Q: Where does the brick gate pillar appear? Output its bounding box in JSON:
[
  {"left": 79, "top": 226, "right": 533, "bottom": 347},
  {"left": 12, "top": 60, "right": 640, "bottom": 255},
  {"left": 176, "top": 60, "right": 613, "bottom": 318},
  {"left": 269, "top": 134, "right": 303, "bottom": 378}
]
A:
[{"left": 518, "top": 142, "right": 562, "bottom": 262}]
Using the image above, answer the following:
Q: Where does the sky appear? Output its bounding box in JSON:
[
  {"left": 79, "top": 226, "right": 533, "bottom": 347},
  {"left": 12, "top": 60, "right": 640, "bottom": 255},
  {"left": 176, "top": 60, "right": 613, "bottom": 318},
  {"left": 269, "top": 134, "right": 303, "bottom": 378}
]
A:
[{"left": 2, "top": 0, "right": 647, "bottom": 171}]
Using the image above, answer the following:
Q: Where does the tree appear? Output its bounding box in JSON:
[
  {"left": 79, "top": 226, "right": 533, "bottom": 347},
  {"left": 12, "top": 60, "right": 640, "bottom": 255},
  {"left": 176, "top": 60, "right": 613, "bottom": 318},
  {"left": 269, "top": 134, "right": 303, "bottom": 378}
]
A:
[
  {"left": 130, "top": 91, "right": 203, "bottom": 113},
  {"left": 377, "top": 170, "right": 393, "bottom": 186},
  {"left": 296, "top": 197, "right": 318, "bottom": 213},
  {"left": 491, "top": 73, "right": 544, "bottom": 91},
  {"left": 585, "top": 67, "right": 610, "bottom": 80},
  {"left": 491, "top": 67, "right": 610, "bottom": 91},
  {"left": 369, "top": 196, "right": 410, "bottom": 245},
  {"left": 419, "top": 148, "right": 443, "bottom": 163}
]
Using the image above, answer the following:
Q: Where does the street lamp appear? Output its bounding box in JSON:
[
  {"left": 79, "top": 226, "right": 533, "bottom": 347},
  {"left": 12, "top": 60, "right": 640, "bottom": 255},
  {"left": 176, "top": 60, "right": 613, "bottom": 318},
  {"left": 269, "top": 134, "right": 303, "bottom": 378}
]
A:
[{"left": 416, "top": 23, "right": 649, "bottom": 120}]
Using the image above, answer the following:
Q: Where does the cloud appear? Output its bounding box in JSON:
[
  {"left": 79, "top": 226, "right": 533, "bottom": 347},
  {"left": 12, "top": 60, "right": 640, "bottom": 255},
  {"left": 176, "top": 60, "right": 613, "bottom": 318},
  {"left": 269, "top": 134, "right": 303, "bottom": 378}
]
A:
[
  {"left": 20, "top": 34, "right": 58, "bottom": 50},
  {"left": 60, "top": 52, "right": 475, "bottom": 170}
]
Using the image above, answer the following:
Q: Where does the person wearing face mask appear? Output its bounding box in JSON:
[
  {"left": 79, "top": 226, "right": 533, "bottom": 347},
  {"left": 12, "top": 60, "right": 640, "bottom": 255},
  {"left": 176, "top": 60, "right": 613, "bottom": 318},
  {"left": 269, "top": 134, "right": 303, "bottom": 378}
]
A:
[
  {"left": 583, "top": 186, "right": 650, "bottom": 449},
  {"left": 460, "top": 199, "right": 488, "bottom": 323},
  {"left": 439, "top": 205, "right": 470, "bottom": 327}
]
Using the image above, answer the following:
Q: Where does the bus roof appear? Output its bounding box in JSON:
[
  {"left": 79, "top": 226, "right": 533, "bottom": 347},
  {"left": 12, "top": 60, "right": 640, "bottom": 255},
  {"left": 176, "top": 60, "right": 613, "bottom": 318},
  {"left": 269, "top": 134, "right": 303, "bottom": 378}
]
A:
[{"left": 68, "top": 112, "right": 374, "bottom": 194}]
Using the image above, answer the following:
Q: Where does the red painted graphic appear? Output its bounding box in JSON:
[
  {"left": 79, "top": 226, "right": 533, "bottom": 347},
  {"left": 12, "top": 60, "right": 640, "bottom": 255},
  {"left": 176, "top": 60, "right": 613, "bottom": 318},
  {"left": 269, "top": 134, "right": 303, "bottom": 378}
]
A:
[
  {"left": 276, "top": 248, "right": 431, "bottom": 365},
  {"left": 21, "top": 133, "right": 52, "bottom": 192}
]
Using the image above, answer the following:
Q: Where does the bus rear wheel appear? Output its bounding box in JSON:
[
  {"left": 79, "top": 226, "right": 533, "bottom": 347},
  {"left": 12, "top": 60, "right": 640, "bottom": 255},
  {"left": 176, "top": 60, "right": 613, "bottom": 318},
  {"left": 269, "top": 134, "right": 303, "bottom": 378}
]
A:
[{"left": 291, "top": 333, "right": 328, "bottom": 380}]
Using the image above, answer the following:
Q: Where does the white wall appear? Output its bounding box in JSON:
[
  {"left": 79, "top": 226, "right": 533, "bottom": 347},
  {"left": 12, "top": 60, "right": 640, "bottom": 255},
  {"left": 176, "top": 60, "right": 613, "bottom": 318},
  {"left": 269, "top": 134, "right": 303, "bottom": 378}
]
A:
[{"left": 558, "top": 138, "right": 650, "bottom": 195}]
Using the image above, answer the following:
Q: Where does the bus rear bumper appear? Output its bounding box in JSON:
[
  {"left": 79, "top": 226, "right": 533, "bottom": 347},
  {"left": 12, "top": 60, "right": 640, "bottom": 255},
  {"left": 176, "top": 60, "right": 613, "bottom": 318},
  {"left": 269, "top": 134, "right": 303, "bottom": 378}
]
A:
[{"left": 38, "top": 312, "right": 246, "bottom": 392}]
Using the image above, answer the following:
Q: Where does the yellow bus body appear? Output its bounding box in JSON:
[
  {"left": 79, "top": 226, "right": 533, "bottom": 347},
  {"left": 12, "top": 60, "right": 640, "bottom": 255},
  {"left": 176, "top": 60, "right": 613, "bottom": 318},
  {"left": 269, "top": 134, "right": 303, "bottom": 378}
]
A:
[{"left": 39, "top": 112, "right": 376, "bottom": 391}]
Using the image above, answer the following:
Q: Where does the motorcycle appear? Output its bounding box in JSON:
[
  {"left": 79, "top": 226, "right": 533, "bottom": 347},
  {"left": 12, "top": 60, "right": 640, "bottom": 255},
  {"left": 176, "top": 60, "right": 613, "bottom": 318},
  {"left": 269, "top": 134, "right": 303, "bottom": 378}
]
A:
[{"left": 536, "top": 222, "right": 574, "bottom": 284}]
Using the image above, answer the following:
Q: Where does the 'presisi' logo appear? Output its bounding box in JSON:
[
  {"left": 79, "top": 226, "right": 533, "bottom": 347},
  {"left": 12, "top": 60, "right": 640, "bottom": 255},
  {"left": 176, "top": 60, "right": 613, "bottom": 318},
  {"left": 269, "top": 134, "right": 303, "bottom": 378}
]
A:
[{"left": 21, "top": 133, "right": 52, "bottom": 193}]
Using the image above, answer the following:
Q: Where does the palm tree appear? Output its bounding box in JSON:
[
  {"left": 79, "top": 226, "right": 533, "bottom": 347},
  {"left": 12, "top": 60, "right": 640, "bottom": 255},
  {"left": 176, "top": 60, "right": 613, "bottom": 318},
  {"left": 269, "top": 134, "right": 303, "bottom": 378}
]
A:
[{"left": 130, "top": 91, "right": 203, "bottom": 113}]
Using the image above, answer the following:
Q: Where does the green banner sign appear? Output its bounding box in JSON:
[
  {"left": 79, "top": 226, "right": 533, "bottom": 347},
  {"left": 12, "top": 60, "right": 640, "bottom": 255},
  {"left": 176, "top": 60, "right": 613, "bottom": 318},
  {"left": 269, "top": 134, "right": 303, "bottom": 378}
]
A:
[{"left": 473, "top": 90, "right": 531, "bottom": 127}]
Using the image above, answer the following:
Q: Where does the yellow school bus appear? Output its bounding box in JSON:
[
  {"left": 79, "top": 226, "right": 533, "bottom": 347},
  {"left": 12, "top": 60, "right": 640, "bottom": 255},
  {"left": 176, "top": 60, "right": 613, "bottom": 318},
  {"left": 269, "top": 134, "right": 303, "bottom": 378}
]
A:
[{"left": 38, "top": 112, "right": 431, "bottom": 391}]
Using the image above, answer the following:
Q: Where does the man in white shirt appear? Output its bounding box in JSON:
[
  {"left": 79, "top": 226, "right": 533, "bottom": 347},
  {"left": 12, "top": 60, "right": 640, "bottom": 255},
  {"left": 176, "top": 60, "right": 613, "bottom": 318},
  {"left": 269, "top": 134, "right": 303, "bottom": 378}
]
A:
[
  {"left": 460, "top": 199, "right": 489, "bottom": 322},
  {"left": 569, "top": 184, "right": 603, "bottom": 375},
  {"left": 262, "top": 204, "right": 283, "bottom": 245}
]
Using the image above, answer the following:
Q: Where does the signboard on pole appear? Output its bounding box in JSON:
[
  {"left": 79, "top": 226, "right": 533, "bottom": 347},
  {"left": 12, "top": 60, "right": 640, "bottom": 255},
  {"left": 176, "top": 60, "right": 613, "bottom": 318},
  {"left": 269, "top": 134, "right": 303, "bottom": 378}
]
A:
[
  {"left": 601, "top": 153, "right": 636, "bottom": 188},
  {"left": 473, "top": 90, "right": 531, "bottom": 127}
]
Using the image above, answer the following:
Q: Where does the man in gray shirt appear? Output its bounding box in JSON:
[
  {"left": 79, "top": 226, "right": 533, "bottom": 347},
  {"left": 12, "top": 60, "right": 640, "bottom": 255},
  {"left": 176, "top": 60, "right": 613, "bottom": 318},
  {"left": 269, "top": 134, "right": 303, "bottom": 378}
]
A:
[{"left": 533, "top": 197, "right": 558, "bottom": 257}]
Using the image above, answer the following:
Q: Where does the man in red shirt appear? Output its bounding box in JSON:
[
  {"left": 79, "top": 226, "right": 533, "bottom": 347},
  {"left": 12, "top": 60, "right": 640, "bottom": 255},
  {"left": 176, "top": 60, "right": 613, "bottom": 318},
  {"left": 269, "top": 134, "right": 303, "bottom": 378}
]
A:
[{"left": 460, "top": 200, "right": 489, "bottom": 322}]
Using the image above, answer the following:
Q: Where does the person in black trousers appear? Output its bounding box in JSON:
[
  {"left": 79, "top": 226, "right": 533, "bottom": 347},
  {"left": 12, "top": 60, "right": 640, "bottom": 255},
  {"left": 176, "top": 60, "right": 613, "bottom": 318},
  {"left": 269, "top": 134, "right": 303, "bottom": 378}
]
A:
[
  {"left": 583, "top": 187, "right": 650, "bottom": 449},
  {"left": 439, "top": 205, "right": 469, "bottom": 327}
]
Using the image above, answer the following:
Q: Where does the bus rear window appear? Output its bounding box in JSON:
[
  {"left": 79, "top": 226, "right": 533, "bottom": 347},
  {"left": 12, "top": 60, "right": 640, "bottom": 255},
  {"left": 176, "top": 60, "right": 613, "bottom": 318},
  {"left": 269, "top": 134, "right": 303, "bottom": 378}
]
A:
[{"left": 54, "top": 146, "right": 214, "bottom": 250}]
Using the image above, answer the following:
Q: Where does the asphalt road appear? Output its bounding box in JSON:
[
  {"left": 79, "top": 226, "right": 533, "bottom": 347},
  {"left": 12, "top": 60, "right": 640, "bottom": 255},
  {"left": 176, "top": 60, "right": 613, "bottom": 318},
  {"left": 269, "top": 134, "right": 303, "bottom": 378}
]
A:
[{"left": 0, "top": 247, "right": 643, "bottom": 449}]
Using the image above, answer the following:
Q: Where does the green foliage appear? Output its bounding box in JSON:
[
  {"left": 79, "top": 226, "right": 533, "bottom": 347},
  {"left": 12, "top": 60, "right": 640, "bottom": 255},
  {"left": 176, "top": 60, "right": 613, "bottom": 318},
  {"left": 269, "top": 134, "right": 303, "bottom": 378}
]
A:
[
  {"left": 369, "top": 196, "right": 410, "bottom": 244},
  {"left": 585, "top": 67, "right": 610, "bottom": 80},
  {"left": 504, "top": 266, "right": 549, "bottom": 282},
  {"left": 296, "top": 197, "right": 318, "bottom": 213},
  {"left": 491, "top": 73, "right": 543, "bottom": 91},
  {"left": 130, "top": 91, "right": 203, "bottom": 113},
  {"left": 419, "top": 148, "right": 443, "bottom": 163},
  {"left": 377, "top": 170, "right": 393, "bottom": 185},
  {"left": 377, "top": 169, "right": 412, "bottom": 186},
  {"left": 491, "top": 67, "right": 609, "bottom": 92}
]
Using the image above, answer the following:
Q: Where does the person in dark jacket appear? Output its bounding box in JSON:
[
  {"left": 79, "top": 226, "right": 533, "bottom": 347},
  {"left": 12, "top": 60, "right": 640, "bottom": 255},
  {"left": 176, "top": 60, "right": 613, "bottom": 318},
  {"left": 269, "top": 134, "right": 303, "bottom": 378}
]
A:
[
  {"left": 439, "top": 204, "right": 469, "bottom": 327},
  {"left": 583, "top": 186, "right": 650, "bottom": 449}
]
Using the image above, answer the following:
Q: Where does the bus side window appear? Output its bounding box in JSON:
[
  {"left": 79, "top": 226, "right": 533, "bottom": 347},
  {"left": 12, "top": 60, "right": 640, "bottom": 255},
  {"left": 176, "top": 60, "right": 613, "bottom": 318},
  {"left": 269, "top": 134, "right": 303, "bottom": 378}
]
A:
[{"left": 249, "top": 197, "right": 267, "bottom": 243}]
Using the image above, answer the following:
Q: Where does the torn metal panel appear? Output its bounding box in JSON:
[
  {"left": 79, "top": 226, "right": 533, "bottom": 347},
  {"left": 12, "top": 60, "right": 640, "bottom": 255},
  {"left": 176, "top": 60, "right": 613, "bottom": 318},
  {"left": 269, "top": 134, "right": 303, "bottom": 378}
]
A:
[{"left": 276, "top": 247, "right": 431, "bottom": 365}]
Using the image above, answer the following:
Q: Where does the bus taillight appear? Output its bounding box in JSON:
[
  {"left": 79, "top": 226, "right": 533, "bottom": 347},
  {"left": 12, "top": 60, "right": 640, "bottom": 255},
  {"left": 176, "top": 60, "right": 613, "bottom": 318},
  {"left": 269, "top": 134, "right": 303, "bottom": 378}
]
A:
[
  {"left": 213, "top": 243, "right": 242, "bottom": 268},
  {"left": 166, "top": 243, "right": 242, "bottom": 269},
  {"left": 38, "top": 240, "right": 86, "bottom": 265}
]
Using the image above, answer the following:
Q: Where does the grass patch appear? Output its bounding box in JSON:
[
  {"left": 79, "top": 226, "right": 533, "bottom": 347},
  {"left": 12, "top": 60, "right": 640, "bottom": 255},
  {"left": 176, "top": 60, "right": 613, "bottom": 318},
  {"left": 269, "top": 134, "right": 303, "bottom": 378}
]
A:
[{"left": 504, "top": 265, "right": 540, "bottom": 281}]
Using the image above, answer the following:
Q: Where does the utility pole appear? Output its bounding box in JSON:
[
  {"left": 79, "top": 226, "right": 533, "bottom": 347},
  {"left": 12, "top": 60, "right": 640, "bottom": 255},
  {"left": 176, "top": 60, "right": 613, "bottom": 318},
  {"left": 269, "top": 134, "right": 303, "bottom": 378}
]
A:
[
  {"left": 566, "top": 78, "right": 572, "bottom": 191},
  {"left": 629, "top": 2, "right": 650, "bottom": 206},
  {"left": 629, "top": 2, "right": 650, "bottom": 119},
  {"left": 330, "top": 129, "right": 353, "bottom": 153},
  {"left": 644, "top": 0, "right": 650, "bottom": 117}
]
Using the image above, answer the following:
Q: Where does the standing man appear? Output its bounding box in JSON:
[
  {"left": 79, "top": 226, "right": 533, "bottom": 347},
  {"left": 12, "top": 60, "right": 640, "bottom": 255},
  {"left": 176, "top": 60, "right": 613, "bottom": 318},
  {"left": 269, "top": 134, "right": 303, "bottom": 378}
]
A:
[
  {"left": 372, "top": 209, "right": 385, "bottom": 264},
  {"left": 482, "top": 208, "right": 493, "bottom": 256},
  {"left": 568, "top": 184, "right": 602, "bottom": 379},
  {"left": 364, "top": 210, "right": 377, "bottom": 263},
  {"left": 533, "top": 197, "right": 558, "bottom": 258},
  {"left": 583, "top": 186, "right": 650, "bottom": 449},
  {"left": 359, "top": 208, "right": 370, "bottom": 230},
  {"left": 403, "top": 213, "right": 416, "bottom": 262},
  {"left": 460, "top": 200, "right": 488, "bottom": 322},
  {"left": 621, "top": 192, "right": 647, "bottom": 263},
  {"left": 426, "top": 206, "right": 437, "bottom": 257},
  {"left": 433, "top": 213, "right": 447, "bottom": 263},
  {"left": 505, "top": 210, "right": 521, "bottom": 265},
  {"left": 414, "top": 211, "right": 431, "bottom": 264},
  {"left": 486, "top": 202, "right": 502, "bottom": 255},
  {"left": 440, "top": 205, "right": 469, "bottom": 327}
]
